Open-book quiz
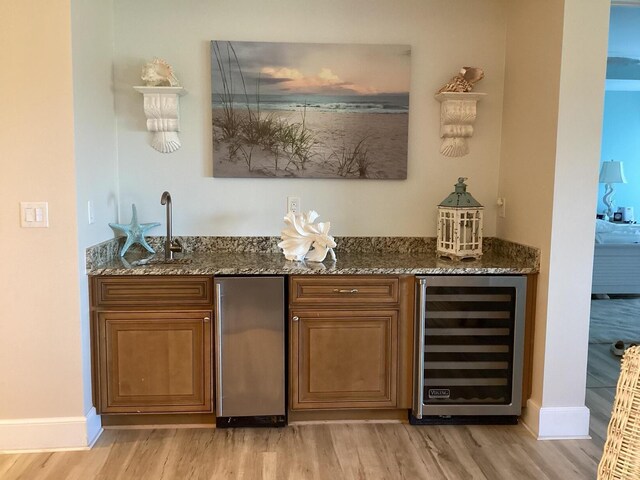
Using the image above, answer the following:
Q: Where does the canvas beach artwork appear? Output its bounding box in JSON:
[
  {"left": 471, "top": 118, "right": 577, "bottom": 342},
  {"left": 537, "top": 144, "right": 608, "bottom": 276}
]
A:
[{"left": 211, "top": 41, "right": 410, "bottom": 179}]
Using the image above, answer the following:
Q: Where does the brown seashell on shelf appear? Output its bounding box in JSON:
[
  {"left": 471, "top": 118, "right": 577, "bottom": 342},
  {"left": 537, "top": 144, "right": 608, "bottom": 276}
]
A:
[
  {"left": 141, "top": 58, "right": 180, "bottom": 87},
  {"left": 438, "top": 67, "right": 484, "bottom": 93}
]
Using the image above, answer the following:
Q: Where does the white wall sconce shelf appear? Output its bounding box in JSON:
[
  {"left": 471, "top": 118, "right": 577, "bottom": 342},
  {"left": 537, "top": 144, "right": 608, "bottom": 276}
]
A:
[
  {"left": 133, "top": 86, "right": 187, "bottom": 153},
  {"left": 435, "top": 92, "right": 486, "bottom": 157}
]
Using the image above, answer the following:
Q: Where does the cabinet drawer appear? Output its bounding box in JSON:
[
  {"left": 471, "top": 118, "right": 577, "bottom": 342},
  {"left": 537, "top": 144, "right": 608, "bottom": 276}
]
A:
[
  {"left": 290, "top": 276, "right": 399, "bottom": 305},
  {"left": 92, "top": 276, "right": 213, "bottom": 307}
]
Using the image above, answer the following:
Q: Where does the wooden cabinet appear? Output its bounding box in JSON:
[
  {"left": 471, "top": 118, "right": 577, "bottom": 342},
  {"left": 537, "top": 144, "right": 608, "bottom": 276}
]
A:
[
  {"left": 289, "top": 275, "right": 413, "bottom": 411},
  {"left": 91, "top": 276, "right": 213, "bottom": 415},
  {"left": 96, "top": 310, "right": 211, "bottom": 414},
  {"left": 291, "top": 309, "right": 398, "bottom": 409}
]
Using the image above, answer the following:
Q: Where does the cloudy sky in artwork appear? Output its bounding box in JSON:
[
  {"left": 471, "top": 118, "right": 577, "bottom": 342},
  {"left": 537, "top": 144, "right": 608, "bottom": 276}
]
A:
[{"left": 211, "top": 41, "right": 410, "bottom": 96}]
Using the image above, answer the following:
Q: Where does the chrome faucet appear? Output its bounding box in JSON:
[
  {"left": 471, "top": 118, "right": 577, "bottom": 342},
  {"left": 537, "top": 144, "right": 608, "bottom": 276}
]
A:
[{"left": 160, "top": 191, "right": 183, "bottom": 260}]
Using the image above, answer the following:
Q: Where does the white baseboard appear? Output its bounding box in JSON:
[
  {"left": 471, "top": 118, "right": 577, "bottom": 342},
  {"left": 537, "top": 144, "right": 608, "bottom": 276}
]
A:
[
  {"left": 523, "top": 399, "right": 591, "bottom": 440},
  {"left": 0, "top": 408, "right": 103, "bottom": 453}
]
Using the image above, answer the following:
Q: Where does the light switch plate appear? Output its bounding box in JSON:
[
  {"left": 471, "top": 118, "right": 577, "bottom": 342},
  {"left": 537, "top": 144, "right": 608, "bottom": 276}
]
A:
[{"left": 20, "top": 202, "right": 49, "bottom": 228}]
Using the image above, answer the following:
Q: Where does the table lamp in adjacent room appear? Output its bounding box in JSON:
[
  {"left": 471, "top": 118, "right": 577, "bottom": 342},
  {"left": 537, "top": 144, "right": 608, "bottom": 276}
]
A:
[{"left": 599, "top": 160, "right": 627, "bottom": 220}]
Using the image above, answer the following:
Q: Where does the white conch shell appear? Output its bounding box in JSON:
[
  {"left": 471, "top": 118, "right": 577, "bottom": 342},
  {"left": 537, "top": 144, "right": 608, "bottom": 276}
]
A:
[
  {"left": 141, "top": 58, "right": 180, "bottom": 87},
  {"left": 278, "top": 211, "right": 336, "bottom": 262}
]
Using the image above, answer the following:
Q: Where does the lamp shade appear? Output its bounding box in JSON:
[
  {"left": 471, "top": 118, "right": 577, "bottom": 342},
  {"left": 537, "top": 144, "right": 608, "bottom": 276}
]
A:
[{"left": 599, "top": 160, "right": 627, "bottom": 184}]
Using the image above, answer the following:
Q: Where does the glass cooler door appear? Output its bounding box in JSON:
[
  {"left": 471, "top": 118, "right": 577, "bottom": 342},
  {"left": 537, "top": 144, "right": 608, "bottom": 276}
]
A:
[{"left": 413, "top": 276, "right": 526, "bottom": 418}]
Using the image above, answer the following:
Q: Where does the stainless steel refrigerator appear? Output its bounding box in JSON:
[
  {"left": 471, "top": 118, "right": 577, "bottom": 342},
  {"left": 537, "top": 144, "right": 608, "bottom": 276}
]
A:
[{"left": 214, "top": 276, "right": 286, "bottom": 427}]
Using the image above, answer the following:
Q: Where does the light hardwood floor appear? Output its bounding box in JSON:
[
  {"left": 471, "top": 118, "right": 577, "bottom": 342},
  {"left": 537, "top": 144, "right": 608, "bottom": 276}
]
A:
[
  {"left": 4, "top": 309, "right": 627, "bottom": 480},
  {"left": 0, "top": 421, "right": 603, "bottom": 480}
]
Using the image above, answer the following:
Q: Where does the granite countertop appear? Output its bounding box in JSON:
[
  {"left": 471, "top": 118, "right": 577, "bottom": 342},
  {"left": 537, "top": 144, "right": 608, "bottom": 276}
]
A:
[{"left": 86, "top": 236, "right": 539, "bottom": 276}]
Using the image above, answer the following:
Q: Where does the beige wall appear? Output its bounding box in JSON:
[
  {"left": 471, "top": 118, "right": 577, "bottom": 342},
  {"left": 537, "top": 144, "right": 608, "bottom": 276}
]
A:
[
  {"left": 498, "top": 0, "right": 564, "bottom": 434},
  {"left": 0, "top": 0, "right": 84, "bottom": 424},
  {"left": 499, "top": 0, "right": 609, "bottom": 437},
  {"left": 112, "top": 0, "right": 507, "bottom": 236}
]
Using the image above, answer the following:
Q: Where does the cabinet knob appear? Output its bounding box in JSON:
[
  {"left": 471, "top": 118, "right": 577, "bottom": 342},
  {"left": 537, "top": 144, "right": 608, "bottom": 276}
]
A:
[
  {"left": 292, "top": 316, "right": 299, "bottom": 322},
  {"left": 204, "top": 317, "right": 210, "bottom": 322}
]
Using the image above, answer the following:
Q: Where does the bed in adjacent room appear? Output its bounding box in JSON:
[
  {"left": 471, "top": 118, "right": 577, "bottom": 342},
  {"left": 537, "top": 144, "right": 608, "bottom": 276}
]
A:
[{"left": 592, "top": 220, "right": 640, "bottom": 294}]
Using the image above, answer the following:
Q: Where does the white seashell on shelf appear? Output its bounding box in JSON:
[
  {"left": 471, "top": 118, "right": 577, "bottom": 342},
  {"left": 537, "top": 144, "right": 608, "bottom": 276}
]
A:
[
  {"left": 278, "top": 211, "right": 336, "bottom": 263},
  {"left": 141, "top": 58, "right": 180, "bottom": 87}
]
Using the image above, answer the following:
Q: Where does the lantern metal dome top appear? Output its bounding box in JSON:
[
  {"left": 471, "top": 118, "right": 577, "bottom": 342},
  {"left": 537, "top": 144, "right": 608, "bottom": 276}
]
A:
[{"left": 439, "top": 177, "right": 483, "bottom": 208}]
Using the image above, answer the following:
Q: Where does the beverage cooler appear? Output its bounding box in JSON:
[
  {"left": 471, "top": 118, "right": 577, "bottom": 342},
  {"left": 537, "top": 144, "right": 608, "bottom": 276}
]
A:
[
  {"left": 411, "top": 275, "right": 527, "bottom": 425},
  {"left": 214, "top": 276, "right": 286, "bottom": 428}
]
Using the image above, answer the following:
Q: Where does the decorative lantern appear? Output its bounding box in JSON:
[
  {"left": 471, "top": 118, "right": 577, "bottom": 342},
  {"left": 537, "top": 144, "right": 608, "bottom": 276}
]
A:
[{"left": 437, "top": 177, "right": 483, "bottom": 260}]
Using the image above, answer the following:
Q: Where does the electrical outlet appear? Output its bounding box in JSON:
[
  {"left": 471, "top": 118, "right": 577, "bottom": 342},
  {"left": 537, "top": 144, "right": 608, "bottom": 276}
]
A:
[
  {"left": 287, "top": 196, "right": 300, "bottom": 214},
  {"left": 88, "top": 200, "right": 95, "bottom": 224},
  {"left": 497, "top": 197, "right": 506, "bottom": 218}
]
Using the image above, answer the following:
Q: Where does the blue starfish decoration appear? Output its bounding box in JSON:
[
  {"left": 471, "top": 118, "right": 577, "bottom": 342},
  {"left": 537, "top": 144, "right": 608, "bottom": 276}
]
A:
[{"left": 109, "top": 204, "right": 160, "bottom": 257}]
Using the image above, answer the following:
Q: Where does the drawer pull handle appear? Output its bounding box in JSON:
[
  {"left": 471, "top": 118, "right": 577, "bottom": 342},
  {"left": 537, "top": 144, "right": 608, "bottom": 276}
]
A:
[
  {"left": 292, "top": 316, "right": 299, "bottom": 322},
  {"left": 204, "top": 317, "right": 210, "bottom": 322},
  {"left": 333, "top": 288, "right": 359, "bottom": 294}
]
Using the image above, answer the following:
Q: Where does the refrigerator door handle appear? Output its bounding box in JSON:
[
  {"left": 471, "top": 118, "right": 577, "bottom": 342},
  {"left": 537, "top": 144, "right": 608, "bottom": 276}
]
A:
[
  {"left": 215, "top": 282, "right": 223, "bottom": 417},
  {"left": 413, "top": 278, "right": 427, "bottom": 419}
]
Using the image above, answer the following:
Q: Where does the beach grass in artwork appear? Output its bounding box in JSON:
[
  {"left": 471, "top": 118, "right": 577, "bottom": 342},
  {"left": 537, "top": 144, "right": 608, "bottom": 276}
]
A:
[{"left": 211, "top": 41, "right": 410, "bottom": 179}]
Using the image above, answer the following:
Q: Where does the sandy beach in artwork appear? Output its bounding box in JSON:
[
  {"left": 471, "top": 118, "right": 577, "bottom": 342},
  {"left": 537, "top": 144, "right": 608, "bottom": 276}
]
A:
[
  {"left": 211, "top": 40, "right": 410, "bottom": 179},
  {"left": 212, "top": 108, "right": 408, "bottom": 179}
]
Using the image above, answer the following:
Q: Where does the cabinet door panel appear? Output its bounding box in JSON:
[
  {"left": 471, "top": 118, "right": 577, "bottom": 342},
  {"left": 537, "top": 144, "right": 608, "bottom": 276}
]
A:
[
  {"left": 97, "top": 311, "right": 212, "bottom": 414},
  {"left": 291, "top": 310, "right": 397, "bottom": 409},
  {"left": 115, "top": 329, "right": 194, "bottom": 397}
]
